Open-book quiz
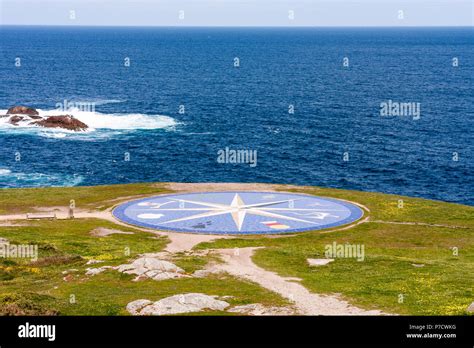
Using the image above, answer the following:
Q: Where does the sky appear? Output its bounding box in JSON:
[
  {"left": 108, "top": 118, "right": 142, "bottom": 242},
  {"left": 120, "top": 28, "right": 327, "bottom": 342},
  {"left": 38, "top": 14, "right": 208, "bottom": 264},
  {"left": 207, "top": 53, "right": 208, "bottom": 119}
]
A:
[{"left": 0, "top": 0, "right": 472, "bottom": 27}]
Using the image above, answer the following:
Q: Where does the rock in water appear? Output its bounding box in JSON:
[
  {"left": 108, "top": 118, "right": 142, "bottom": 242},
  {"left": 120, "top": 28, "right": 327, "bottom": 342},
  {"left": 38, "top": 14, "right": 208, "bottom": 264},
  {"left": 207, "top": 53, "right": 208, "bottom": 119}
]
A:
[
  {"left": 8, "top": 116, "right": 24, "bottom": 125},
  {"left": 7, "top": 106, "right": 39, "bottom": 116},
  {"left": 32, "top": 115, "right": 88, "bottom": 131}
]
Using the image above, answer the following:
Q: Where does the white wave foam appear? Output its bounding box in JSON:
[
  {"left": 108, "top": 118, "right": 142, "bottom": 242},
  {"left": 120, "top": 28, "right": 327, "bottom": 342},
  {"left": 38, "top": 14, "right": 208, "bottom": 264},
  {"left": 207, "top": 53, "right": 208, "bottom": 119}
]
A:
[
  {"left": 0, "top": 169, "right": 12, "bottom": 175},
  {"left": 87, "top": 99, "right": 125, "bottom": 106},
  {"left": 37, "top": 108, "right": 177, "bottom": 130},
  {"left": 0, "top": 168, "right": 83, "bottom": 188},
  {"left": 0, "top": 108, "right": 178, "bottom": 138}
]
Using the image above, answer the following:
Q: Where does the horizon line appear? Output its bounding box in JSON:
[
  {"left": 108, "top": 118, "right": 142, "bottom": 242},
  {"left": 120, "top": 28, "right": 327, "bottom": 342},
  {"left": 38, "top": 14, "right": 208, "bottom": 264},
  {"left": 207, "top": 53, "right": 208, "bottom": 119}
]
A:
[{"left": 1, "top": 24, "right": 473, "bottom": 28}]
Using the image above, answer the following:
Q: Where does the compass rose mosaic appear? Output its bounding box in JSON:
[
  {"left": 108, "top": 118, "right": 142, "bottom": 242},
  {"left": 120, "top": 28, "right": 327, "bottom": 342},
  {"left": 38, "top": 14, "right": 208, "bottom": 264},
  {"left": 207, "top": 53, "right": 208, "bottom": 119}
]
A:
[{"left": 112, "top": 191, "right": 364, "bottom": 235}]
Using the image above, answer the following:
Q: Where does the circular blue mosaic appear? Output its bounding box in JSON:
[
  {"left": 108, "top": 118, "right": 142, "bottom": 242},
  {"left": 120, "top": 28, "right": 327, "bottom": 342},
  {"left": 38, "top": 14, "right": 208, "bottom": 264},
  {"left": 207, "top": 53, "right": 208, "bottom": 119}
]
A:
[{"left": 112, "top": 191, "right": 363, "bottom": 235}]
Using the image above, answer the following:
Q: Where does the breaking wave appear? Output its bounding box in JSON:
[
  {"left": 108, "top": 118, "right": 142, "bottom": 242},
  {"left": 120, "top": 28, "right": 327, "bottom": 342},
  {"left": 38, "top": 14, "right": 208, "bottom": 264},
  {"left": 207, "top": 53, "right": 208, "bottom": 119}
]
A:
[{"left": 0, "top": 108, "right": 179, "bottom": 139}]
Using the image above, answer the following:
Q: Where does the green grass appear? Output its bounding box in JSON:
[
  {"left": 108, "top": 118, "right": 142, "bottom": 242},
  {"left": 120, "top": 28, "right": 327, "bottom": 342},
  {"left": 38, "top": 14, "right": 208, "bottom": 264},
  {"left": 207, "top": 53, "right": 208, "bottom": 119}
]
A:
[
  {"left": 0, "top": 182, "right": 473, "bottom": 315},
  {"left": 0, "top": 217, "right": 289, "bottom": 315},
  {"left": 50, "top": 272, "right": 289, "bottom": 315},
  {"left": 195, "top": 207, "right": 474, "bottom": 315},
  {"left": 0, "top": 182, "right": 171, "bottom": 214}
]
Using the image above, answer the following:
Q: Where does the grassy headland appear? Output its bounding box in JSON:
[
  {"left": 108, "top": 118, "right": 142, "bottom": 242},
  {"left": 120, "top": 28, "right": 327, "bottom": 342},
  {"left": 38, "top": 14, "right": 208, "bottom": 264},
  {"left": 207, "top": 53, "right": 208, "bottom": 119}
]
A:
[{"left": 0, "top": 183, "right": 472, "bottom": 315}]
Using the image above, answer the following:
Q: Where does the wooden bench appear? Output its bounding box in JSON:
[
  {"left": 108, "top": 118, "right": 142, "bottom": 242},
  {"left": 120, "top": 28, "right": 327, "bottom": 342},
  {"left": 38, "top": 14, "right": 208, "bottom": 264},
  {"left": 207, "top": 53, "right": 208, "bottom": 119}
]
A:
[{"left": 26, "top": 213, "right": 57, "bottom": 220}]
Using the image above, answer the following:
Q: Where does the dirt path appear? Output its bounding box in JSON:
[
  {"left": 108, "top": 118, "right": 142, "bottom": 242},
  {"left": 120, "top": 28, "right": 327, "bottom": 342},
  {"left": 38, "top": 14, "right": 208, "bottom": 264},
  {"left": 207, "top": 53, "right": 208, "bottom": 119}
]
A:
[
  {"left": 0, "top": 207, "right": 113, "bottom": 222},
  {"left": 210, "top": 247, "right": 386, "bottom": 315}
]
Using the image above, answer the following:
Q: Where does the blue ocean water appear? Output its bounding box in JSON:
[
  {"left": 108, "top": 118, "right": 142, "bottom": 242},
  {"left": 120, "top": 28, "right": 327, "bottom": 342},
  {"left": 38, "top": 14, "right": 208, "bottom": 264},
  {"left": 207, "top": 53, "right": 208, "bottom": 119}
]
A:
[{"left": 0, "top": 26, "right": 473, "bottom": 205}]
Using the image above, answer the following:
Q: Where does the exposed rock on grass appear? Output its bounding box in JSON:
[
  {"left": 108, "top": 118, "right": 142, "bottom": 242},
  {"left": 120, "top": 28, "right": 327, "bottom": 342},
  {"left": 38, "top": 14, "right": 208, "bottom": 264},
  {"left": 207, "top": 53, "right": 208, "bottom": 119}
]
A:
[
  {"left": 85, "top": 266, "right": 113, "bottom": 276},
  {"left": 127, "top": 293, "right": 229, "bottom": 315},
  {"left": 117, "top": 257, "right": 187, "bottom": 281},
  {"left": 126, "top": 299, "right": 153, "bottom": 315},
  {"left": 307, "top": 258, "right": 334, "bottom": 266},
  {"left": 411, "top": 263, "right": 425, "bottom": 268}
]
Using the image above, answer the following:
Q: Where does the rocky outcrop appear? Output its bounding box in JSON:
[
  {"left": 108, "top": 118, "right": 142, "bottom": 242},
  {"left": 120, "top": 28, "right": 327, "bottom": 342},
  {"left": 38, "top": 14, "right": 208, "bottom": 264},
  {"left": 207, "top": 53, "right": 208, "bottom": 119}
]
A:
[
  {"left": 126, "top": 300, "right": 153, "bottom": 315},
  {"left": 4, "top": 106, "right": 88, "bottom": 131},
  {"left": 127, "top": 294, "right": 230, "bottom": 315},
  {"left": 31, "top": 115, "right": 88, "bottom": 131},
  {"left": 116, "top": 257, "right": 187, "bottom": 281},
  {"left": 7, "top": 106, "right": 39, "bottom": 116},
  {"left": 8, "top": 116, "right": 24, "bottom": 125}
]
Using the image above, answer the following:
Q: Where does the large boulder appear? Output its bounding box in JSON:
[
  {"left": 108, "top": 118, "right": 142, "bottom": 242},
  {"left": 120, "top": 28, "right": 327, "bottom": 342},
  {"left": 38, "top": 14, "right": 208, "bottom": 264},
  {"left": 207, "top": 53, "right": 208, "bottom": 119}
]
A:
[
  {"left": 117, "top": 257, "right": 186, "bottom": 281},
  {"left": 7, "top": 106, "right": 39, "bottom": 116},
  {"left": 126, "top": 299, "right": 153, "bottom": 315},
  {"left": 31, "top": 115, "right": 88, "bottom": 131},
  {"left": 127, "top": 293, "right": 230, "bottom": 315}
]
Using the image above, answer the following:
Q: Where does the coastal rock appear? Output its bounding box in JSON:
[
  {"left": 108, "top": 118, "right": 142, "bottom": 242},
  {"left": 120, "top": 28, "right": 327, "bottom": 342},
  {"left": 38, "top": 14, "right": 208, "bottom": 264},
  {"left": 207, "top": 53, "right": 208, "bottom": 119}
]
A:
[
  {"left": 7, "top": 106, "right": 39, "bottom": 116},
  {"left": 127, "top": 293, "right": 229, "bottom": 316},
  {"left": 3, "top": 106, "right": 89, "bottom": 131},
  {"left": 31, "top": 115, "right": 88, "bottom": 131},
  {"left": 8, "top": 116, "right": 24, "bottom": 125},
  {"left": 116, "top": 257, "right": 186, "bottom": 281}
]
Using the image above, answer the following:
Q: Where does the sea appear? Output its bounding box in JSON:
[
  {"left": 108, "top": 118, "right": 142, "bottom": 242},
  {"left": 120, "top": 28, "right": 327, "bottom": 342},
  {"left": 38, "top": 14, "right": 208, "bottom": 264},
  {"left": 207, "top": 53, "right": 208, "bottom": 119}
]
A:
[{"left": 0, "top": 26, "right": 473, "bottom": 205}]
